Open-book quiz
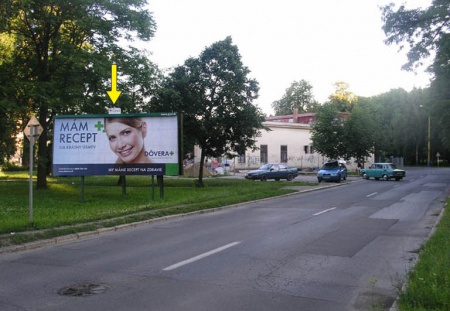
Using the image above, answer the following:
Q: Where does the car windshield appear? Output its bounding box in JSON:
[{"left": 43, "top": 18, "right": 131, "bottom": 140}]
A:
[
  {"left": 259, "top": 164, "right": 272, "bottom": 170},
  {"left": 388, "top": 164, "right": 397, "bottom": 169},
  {"left": 321, "top": 162, "right": 339, "bottom": 170}
]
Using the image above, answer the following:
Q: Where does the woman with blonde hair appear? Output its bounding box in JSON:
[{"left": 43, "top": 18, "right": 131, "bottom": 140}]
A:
[{"left": 104, "top": 117, "right": 152, "bottom": 164}]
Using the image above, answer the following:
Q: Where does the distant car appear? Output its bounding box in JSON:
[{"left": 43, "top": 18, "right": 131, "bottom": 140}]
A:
[
  {"left": 317, "top": 160, "right": 347, "bottom": 183},
  {"left": 360, "top": 163, "right": 405, "bottom": 181},
  {"left": 245, "top": 163, "right": 298, "bottom": 181}
]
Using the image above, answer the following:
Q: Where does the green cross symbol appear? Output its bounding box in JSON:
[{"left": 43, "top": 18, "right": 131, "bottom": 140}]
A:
[
  {"left": 170, "top": 151, "right": 174, "bottom": 156},
  {"left": 95, "top": 121, "right": 104, "bottom": 132}
]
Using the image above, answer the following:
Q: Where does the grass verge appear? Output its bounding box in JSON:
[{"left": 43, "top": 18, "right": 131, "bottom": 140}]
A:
[
  {"left": 0, "top": 172, "right": 316, "bottom": 246},
  {"left": 397, "top": 199, "right": 450, "bottom": 311}
]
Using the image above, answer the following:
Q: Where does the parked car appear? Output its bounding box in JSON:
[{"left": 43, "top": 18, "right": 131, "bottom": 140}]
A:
[
  {"left": 245, "top": 163, "right": 298, "bottom": 181},
  {"left": 317, "top": 160, "right": 347, "bottom": 183},
  {"left": 360, "top": 163, "right": 405, "bottom": 181}
]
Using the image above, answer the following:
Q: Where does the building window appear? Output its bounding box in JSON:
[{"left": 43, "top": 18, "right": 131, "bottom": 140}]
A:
[
  {"left": 310, "top": 145, "right": 314, "bottom": 154},
  {"left": 260, "top": 145, "right": 268, "bottom": 164},
  {"left": 304, "top": 145, "right": 309, "bottom": 154},
  {"left": 238, "top": 154, "right": 246, "bottom": 163},
  {"left": 281, "top": 145, "right": 288, "bottom": 163}
]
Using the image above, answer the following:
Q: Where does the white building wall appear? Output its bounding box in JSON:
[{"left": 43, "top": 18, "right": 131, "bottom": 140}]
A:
[
  {"left": 235, "top": 122, "right": 325, "bottom": 170},
  {"left": 192, "top": 121, "right": 369, "bottom": 172}
]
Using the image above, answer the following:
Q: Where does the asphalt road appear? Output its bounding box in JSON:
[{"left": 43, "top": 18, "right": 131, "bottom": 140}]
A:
[{"left": 0, "top": 167, "right": 448, "bottom": 311}]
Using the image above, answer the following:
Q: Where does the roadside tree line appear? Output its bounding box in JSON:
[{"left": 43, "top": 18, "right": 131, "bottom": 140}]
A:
[{"left": 0, "top": 0, "right": 449, "bottom": 190}]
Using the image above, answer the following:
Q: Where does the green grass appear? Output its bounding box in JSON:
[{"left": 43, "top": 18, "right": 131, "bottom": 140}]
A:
[
  {"left": 0, "top": 171, "right": 315, "bottom": 245},
  {"left": 397, "top": 199, "right": 450, "bottom": 311}
]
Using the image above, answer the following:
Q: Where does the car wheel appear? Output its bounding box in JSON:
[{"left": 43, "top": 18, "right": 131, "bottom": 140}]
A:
[
  {"left": 275, "top": 178, "right": 280, "bottom": 181},
  {"left": 287, "top": 174, "right": 294, "bottom": 181},
  {"left": 260, "top": 175, "right": 268, "bottom": 181},
  {"left": 395, "top": 177, "right": 401, "bottom": 181},
  {"left": 362, "top": 173, "right": 368, "bottom": 179},
  {"left": 343, "top": 174, "right": 347, "bottom": 181},
  {"left": 318, "top": 178, "right": 322, "bottom": 183},
  {"left": 382, "top": 174, "right": 389, "bottom": 181},
  {"left": 336, "top": 175, "right": 341, "bottom": 183}
]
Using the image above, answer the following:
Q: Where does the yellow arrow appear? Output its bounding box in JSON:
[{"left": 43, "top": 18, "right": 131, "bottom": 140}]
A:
[{"left": 107, "top": 64, "right": 121, "bottom": 104}]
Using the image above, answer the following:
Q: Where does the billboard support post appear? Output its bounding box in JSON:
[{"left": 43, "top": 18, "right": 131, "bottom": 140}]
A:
[
  {"left": 122, "top": 176, "right": 126, "bottom": 196},
  {"left": 151, "top": 176, "right": 155, "bottom": 200},
  {"left": 80, "top": 176, "right": 85, "bottom": 203},
  {"left": 158, "top": 175, "right": 164, "bottom": 199}
]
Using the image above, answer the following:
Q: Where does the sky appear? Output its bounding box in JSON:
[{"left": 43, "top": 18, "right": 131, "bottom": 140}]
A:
[{"left": 140, "top": 0, "right": 432, "bottom": 115}]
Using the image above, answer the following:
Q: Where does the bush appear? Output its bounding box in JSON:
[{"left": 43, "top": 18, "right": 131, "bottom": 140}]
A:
[{"left": 1, "top": 162, "right": 28, "bottom": 172}]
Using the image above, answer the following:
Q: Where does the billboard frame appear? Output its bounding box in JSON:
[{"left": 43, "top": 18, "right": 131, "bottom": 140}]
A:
[{"left": 52, "top": 112, "right": 183, "bottom": 201}]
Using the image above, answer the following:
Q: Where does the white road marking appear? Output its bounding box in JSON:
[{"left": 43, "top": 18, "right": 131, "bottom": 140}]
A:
[
  {"left": 367, "top": 192, "right": 378, "bottom": 197},
  {"left": 313, "top": 207, "right": 337, "bottom": 216},
  {"left": 162, "top": 241, "right": 241, "bottom": 271}
]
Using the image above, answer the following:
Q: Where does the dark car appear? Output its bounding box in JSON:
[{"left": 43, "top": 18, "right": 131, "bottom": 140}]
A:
[
  {"left": 245, "top": 163, "right": 298, "bottom": 181},
  {"left": 317, "top": 160, "right": 347, "bottom": 183},
  {"left": 360, "top": 163, "right": 405, "bottom": 181}
]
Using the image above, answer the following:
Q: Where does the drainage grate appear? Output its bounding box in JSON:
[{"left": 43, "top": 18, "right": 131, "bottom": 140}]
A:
[{"left": 58, "top": 283, "right": 110, "bottom": 297}]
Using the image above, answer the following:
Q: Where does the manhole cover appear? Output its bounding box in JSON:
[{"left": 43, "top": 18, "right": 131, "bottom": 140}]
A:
[{"left": 58, "top": 283, "right": 109, "bottom": 297}]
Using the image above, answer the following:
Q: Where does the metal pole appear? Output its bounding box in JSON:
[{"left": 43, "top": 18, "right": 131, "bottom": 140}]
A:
[
  {"left": 151, "top": 175, "right": 155, "bottom": 200},
  {"left": 122, "top": 175, "right": 126, "bottom": 196},
  {"left": 29, "top": 126, "right": 36, "bottom": 223},
  {"left": 80, "top": 176, "right": 85, "bottom": 203}
]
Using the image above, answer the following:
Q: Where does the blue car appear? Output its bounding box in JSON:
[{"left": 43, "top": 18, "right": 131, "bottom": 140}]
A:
[
  {"left": 245, "top": 163, "right": 298, "bottom": 181},
  {"left": 317, "top": 160, "right": 347, "bottom": 183}
]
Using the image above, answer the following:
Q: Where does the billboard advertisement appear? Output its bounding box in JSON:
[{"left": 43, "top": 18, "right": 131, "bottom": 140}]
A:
[{"left": 52, "top": 113, "right": 180, "bottom": 176}]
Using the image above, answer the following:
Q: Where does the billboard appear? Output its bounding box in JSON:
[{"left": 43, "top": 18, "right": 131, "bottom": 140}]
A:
[{"left": 52, "top": 113, "right": 180, "bottom": 176}]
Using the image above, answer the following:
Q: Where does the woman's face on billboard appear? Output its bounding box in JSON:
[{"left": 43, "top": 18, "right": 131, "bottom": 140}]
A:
[{"left": 105, "top": 121, "right": 147, "bottom": 163}]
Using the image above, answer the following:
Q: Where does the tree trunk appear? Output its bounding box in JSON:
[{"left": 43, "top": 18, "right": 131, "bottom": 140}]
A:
[
  {"left": 36, "top": 108, "right": 48, "bottom": 189},
  {"left": 196, "top": 148, "right": 206, "bottom": 188}
]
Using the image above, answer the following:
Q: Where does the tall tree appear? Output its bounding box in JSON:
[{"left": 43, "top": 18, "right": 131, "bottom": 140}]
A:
[
  {"left": 0, "top": 32, "right": 22, "bottom": 164},
  {"left": 271, "top": 79, "right": 319, "bottom": 115},
  {"left": 150, "top": 37, "right": 267, "bottom": 187},
  {"left": 0, "top": 0, "right": 157, "bottom": 188},
  {"left": 382, "top": 1, "right": 450, "bottom": 72},
  {"left": 429, "top": 34, "right": 450, "bottom": 154},
  {"left": 310, "top": 102, "right": 347, "bottom": 160},
  {"left": 382, "top": 1, "right": 450, "bottom": 160},
  {"left": 328, "top": 81, "right": 357, "bottom": 112},
  {"left": 342, "top": 98, "right": 377, "bottom": 165}
]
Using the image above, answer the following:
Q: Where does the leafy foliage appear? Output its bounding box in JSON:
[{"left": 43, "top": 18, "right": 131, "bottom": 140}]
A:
[
  {"left": 328, "top": 81, "right": 358, "bottom": 112},
  {"left": 310, "top": 102, "right": 347, "bottom": 160},
  {"left": 271, "top": 79, "right": 319, "bottom": 115},
  {"left": 342, "top": 100, "right": 376, "bottom": 163},
  {"left": 382, "top": 1, "right": 450, "bottom": 156},
  {"left": 0, "top": 0, "right": 158, "bottom": 187},
  {"left": 381, "top": 1, "right": 450, "bottom": 72},
  {"left": 150, "top": 37, "right": 267, "bottom": 186}
]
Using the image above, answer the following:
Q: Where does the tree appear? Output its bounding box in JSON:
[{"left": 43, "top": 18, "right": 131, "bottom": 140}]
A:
[
  {"left": 429, "top": 34, "right": 450, "bottom": 153},
  {"left": 271, "top": 79, "right": 319, "bottom": 115},
  {"left": 382, "top": 1, "right": 450, "bottom": 162},
  {"left": 0, "top": 32, "right": 22, "bottom": 164},
  {"left": 0, "top": 0, "right": 157, "bottom": 188},
  {"left": 310, "top": 102, "right": 347, "bottom": 160},
  {"left": 342, "top": 99, "right": 377, "bottom": 165},
  {"left": 150, "top": 37, "right": 267, "bottom": 187},
  {"left": 328, "top": 81, "right": 357, "bottom": 112},
  {"left": 382, "top": 1, "right": 450, "bottom": 72}
]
